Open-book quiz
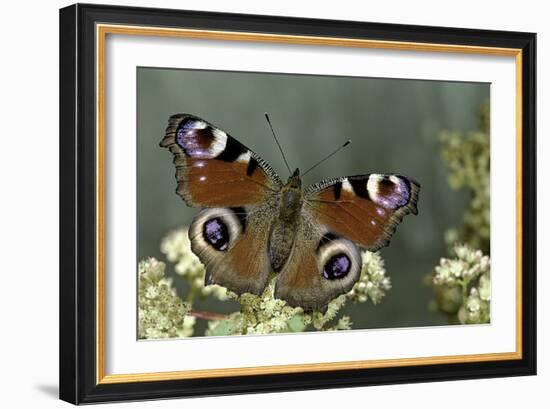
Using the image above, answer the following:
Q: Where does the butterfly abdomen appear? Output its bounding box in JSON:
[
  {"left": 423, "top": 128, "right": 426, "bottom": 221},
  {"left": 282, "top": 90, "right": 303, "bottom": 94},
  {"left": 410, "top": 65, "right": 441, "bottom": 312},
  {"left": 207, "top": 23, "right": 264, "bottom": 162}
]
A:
[{"left": 269, "top": 221, "right": 297, "bottom": 272}]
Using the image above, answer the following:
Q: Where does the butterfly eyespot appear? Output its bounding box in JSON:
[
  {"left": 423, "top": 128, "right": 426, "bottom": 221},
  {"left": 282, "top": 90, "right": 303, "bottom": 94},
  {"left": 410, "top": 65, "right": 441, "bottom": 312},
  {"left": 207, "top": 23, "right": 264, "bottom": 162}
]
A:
[
  {"left": 366, "top": 174, "right": 411, "bottom": 209},
  {"left": 191, "top": 207, "right": 247, "bottom": 255},
  {"left": 203, "top": 217, "right": 230, "bottom": 251},
  {"left": 323, "top": 253, "right": 352, "bottom": 280},
  {"left": 176, "top": 119, "right": 227, "bottom": 159},
  {"left": 316, "top": 235, "right": 361, "bottom": 285}
]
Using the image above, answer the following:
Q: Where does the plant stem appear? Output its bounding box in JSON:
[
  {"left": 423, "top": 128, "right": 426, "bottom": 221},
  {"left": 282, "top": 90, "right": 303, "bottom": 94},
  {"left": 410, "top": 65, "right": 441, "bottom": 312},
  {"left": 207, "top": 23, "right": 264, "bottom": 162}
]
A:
[{"left": 188, "top": 309, "right": 229, "bottom": 321}]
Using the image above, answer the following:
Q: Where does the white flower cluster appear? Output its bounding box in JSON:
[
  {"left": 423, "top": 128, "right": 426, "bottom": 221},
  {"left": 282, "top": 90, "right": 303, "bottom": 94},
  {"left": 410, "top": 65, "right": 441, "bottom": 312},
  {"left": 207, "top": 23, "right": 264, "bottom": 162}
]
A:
[
  {"left": 433, "top": 244, "right": 490, "bottom": 286},
  {"left": 205, "top": 280, "right": 352, "bottom": 336},
  {"left": 432, "top": 244, "right": 491, "bottom": 324},
  {"left": 347, "top": 251, "right": 391, "bottom": 305},
  {"left": 440, "top": 103, "right": 490, "bottom": 254},
  {"left": 138, "top": 258, "right": 192, "bottom": 339}
]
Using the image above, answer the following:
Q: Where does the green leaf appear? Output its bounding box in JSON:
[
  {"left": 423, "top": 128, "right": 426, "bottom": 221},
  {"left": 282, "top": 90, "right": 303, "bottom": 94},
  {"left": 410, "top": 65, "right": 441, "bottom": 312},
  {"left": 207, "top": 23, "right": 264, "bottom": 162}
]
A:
[
  {"left": 208, "top": 320, "right": 235, "bottom": 336},
  {"left": 286, "top": 315, "right": 306, "bottom": 332}
]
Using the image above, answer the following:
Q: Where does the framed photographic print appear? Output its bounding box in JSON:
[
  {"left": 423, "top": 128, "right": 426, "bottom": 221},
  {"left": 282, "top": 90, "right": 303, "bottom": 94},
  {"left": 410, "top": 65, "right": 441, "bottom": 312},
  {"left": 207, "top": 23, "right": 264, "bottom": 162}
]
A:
[{"left": 59, "top": 3, "right": 536, "bottom": 404}]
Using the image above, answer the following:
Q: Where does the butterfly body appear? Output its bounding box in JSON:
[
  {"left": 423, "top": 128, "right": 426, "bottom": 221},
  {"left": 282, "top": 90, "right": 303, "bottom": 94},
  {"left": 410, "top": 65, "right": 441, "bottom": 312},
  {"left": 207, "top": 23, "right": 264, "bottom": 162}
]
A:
[
  {"left": 269, "top": 168, "right": 303, "bottom": 272},
  {"left": 161, "top": 114, "right": 420, "bottom": 311}
]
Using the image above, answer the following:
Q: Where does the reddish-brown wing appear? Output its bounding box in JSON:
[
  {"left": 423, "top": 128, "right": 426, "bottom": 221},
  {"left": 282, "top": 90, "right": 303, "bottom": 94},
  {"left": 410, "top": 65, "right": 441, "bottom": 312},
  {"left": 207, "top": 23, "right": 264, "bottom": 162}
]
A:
[
  {"left": 274, "top": 217, "right": 363, "bottom": 312},
  {"left": 188, "top": 206, "right": 275, "bottom": 296},
  {"left": 305, "top": 174, "right": 420, "bottom": 251},
  {"left": 161, "top": 114, "right": 282, "bottom": 207}
]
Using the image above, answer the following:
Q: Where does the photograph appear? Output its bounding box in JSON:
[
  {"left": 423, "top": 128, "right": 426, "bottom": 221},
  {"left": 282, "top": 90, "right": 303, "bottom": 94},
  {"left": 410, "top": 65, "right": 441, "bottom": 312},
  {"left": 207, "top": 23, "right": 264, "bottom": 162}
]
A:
[{"left": 137, "top": 67, "right": 491, "bottom": 339}]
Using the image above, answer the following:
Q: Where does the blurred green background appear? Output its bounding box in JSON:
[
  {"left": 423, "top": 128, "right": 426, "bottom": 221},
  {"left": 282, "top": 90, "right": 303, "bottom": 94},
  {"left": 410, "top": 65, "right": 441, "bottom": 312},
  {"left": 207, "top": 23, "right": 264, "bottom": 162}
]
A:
[{"left": 137, "top": 67, "right": 489, "bottom": 334}]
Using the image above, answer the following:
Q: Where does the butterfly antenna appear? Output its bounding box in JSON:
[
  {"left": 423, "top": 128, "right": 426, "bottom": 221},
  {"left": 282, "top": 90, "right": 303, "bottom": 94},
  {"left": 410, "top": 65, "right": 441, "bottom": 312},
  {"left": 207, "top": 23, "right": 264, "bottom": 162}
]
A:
[
  {"left": 301, "top": 139, "right": 352, "bottom": 177},
  {"left": 264, "top": 112, "right": 292, "bottom": 175}
]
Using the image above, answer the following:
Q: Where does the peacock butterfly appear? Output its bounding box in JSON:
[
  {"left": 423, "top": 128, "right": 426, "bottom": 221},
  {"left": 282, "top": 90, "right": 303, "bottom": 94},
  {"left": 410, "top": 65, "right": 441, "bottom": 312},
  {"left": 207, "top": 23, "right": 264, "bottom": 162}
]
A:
[{"left": 161, "top": 113, "right": 420, "bottom": 311}]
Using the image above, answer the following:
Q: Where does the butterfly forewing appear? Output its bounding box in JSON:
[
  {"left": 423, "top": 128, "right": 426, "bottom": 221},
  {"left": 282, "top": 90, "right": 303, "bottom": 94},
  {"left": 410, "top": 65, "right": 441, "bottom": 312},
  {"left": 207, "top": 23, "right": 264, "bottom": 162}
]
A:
[
  {"left": 161, "top": 114, "right": 282, "bottom": 207},
  {"left": 305, "top": 174, "right": 420, "bottom": 251}
]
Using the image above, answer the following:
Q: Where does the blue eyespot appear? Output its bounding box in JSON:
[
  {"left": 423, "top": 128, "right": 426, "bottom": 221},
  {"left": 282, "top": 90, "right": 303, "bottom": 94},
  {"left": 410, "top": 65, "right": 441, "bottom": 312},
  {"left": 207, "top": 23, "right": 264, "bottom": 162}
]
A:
[
  {"left": 203, "top": 218, "right": 230, "bottom": 251},
  {"left": 323, "top": 253, "right": 351, "bottom": 280}
]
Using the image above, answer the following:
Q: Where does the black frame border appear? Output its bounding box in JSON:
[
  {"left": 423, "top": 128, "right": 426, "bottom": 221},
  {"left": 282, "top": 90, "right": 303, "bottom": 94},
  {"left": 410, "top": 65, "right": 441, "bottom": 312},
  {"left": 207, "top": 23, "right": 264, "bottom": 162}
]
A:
[{"left": 59, "top": 3, "right": 536, "bottom": 404}]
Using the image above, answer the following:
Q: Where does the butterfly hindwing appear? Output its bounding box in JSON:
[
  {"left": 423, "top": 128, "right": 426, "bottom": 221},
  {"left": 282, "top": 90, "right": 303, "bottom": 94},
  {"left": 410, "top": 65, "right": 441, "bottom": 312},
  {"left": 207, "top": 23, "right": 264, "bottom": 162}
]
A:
[
  {"left": 161, "top": 114, "right": 282, "bottom": 207},
  {"left": 305, "top": 174, "right": 420, "bottom": 251},
  {"left": 188, "top": 204, "right": 277, "bottom": 295},
  {"left": 274, "top": 216, "right": 362, "bottom": 311}
]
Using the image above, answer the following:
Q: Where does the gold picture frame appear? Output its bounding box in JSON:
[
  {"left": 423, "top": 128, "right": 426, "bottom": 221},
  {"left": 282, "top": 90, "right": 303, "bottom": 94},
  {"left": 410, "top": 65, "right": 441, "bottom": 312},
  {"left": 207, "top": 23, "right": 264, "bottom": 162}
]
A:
[{"left": 60, "top": 3, "right": 536, "bottom": 404}]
